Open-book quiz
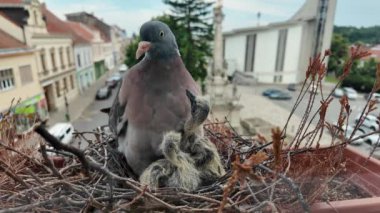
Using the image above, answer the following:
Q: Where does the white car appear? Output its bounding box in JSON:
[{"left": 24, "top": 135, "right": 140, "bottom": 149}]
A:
[
  {"left": 369, "top": 93, "right": 380, "bottom": 103},
  {"left": 48, "top": 123, "right": 74, "bottom": 145},
  {"left": 342, "top": 87, "right": 358, "bottom": 100},
  {"left": 358, "top": 126, "right": 380, "bottom": 146},
  {"left": 355, "top": 114, "right": 379, "bottom": 131},
  {"left": 343, "top": 125, "right": 365, "bottom": 145},
  {"left": 333, "top": 88, "right": 344, "bottom": 97},
  {"left": 119, "top": 64, "right": 128, "bottom": 73}
]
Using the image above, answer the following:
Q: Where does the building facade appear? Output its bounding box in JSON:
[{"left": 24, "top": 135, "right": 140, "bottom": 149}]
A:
[
  {"left": 0, "top": 0, "right": 79, "bottom": 112},
  {"left": 66, "top": 12, "right": 118, "bottom": 76},
  {"left": 0, "top": 27, "right": 48, "bottom": 133},
  {"left": 66, "top": 21, "right": 95, "bottom": 93},
  {"left": 223, "top": 0, "right": 337, "bottom": 84}
]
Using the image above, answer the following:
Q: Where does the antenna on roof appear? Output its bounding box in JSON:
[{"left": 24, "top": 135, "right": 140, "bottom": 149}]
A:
[{"left": 257, "top": 12, "right": 261, "bottom": 26}]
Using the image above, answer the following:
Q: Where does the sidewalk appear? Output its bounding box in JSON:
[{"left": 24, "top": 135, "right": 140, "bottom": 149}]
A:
[
  {"left": 48, "top": 66, "right": 119, "bottom": 125},
  {"left": 236, "top": 85, "right": 332, "bottom": 147}
]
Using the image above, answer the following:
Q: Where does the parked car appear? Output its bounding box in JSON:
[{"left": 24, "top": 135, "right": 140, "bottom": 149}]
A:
[
  {"left": 355, "top": 114, "right": 379, "bottom": 131},
  {"left": 267, "top": 91, "right": 292, "bottom": 100},
  {"left": 333, "top": 88, "right": 344, "bottom": 97},
  {"left": 309, "top": 84, "right": 318, "bottom": 94},
  {"left": 366, "top": 93, "right": 380, "bottom": 103},
  {"left": 48, "top": 123, "right": 74, "bottom": 145},
  {"left": 287, "top": 84, "right": 296, "bottom": 91},
  {"left": 342, "top": 125, "right": 365, "bottom": 145},
  {"left": 119, "top": 64, "right": 128, "bottom": 73},
  {"left": 110, "top": 73, "right": 122, "bottom": 82},
  {"left": 106, "top": 77, "right": 119, "bottom": 89},
  {"left": 359, "top": 127, "right": 380, "bottom": 146},
  {"left": 342, "top": 87, "right": 358, "bottom": 100},
  {"left": 96, "top": 87, "right": 112, "bottom": 100},
  {"left": 262, "top": 89, "right": 282, "bottom": 96}
]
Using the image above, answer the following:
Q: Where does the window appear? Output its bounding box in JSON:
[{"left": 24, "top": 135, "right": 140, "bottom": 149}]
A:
[
  {"left": 70, "top": 75, "right": 74, "bottom": 89},
  {"left": 50, "top": 48, "right": 57, "bottom": 71},
  {"left": 40, "top": 50, "right": 47, "bottom": 73},
  {"left": 0, "top": 68, "right": 15, "bottom": 91},
  {"left": 77, "top": 54, "right": 81, "bottom": 67},
  {"left": 19, "top": 65, "right": 33, "bottom": 85},
  {"left": 66, "top": 47, "right": 71, "bottom": 65},
  {"left": 59, "top": 48, "right": 65, "bottom": 69},
  {"left": 55, "top": 81, "right": 61, "bottom": 97},
  {"left": 244, "top": 34, "right": 256, "bottom": 72},
  {"left": 275, "top": 29, "right": 288, "bottom": 72},
  {"left": 63, "top": 77, "right": 68, "bottom": 91}
]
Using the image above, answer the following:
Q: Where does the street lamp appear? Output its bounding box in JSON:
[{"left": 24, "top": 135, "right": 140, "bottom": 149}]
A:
[{"left": 63, "top": 87, "right": 70, "bottom": 122}]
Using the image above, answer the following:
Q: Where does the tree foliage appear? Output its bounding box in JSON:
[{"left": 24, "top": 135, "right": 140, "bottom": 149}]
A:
[
  {"left": 328, "top": 33, "right": 350, "bottom": 76},
  {"left": 124, "top": 1, "right": 214, "bottom": 82},
  {"left": 163, "top": 0, "right": 214, "bottom": 82},
  {"left": 334, "top": 25, "right": 380, "bottom": 45},
  {"left": 124, "top": 36, "right": 140, "bottom": 68}
]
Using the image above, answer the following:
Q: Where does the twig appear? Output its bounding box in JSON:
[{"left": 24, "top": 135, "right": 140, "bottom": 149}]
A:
[
  {"left": 40, "top": 144, "right": 64, "bottom": 179},
  {"left": 257, "top": 164, "right": 310, "bottom": 213},
  {"left": 35, "top": 125, "right": 91, "bottom": 175}
]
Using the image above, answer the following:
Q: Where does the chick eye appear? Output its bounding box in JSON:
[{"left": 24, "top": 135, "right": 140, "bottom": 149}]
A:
[{"left": 159, "top": 30, "right": 164, "bottom": 37}]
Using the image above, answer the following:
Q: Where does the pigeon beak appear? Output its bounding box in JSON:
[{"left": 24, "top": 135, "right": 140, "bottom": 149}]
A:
[{"left": 136, "top": 41, "right": 151, "bottom": 59}]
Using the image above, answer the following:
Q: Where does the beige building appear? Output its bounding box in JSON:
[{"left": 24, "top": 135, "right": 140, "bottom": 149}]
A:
[
  {"left": 66, "top": 12, "right": 126, "bottom": 77},
  {"left": 0, "top": 0, "right": 79, "bottom": 112},
  {"left": 0, "top": 28, "right": 48, "bottom": 133}
]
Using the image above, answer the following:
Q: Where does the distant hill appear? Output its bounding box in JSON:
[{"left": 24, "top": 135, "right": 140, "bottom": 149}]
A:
[{"left": 334, "top": 26, "right": 380, "bottom": 45}]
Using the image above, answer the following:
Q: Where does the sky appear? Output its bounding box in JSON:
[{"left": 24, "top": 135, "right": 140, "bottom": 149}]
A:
[{"left": 44, "top": 0, "right": 380, "bottom": 37}]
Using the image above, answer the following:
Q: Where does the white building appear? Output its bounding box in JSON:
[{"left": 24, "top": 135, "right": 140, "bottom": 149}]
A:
[
  {"left": 223, "top": 0, "right": 337, "bottom": 84},
  {"left": 66, "top": 21, "right": 95, "bottom": 93}
]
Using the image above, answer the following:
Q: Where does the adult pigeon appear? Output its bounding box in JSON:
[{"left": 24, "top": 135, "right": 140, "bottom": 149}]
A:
[{"left": 108, "top": 21, "right": 200, "bottom": 176}]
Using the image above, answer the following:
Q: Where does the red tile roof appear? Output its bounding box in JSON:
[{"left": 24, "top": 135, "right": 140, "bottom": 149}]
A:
[
  {"left": 66, "top": 21, "right": 94, "bottom": 44},
  {"left": 0, "top": 28, "right": 25, "bottom": 49},
  {"left": 0, "top": 0, "right": 23, "bottom": 4},
  {"left": 41, "top": 4, "right": 71, "bottom": 36}
]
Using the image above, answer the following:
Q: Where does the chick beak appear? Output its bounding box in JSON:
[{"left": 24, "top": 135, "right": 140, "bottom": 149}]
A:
[{"left": 135, "top": 41, "right": 151, "bottom": 59}]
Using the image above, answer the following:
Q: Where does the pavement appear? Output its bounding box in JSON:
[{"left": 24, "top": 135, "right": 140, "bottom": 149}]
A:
[
  {"left": 234, "top": 84, "right": 380, "bottom": 157},
  {"left": 47, "top": 65, "right": 119, "bottom": 126}
]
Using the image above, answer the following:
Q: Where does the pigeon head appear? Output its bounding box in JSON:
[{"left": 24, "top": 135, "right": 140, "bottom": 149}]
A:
[{"left": 136, "top": 21, "right": 179, "bottom": 60}]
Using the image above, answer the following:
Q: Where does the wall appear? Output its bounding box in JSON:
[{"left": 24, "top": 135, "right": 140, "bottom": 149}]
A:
[
  {"left": 224, "top": 34, "right": 246, "bottom": 76},
  {"left": 223, "top": 23, "right": 307, "bottom": 84},
  {"left": 30, "top": 36, "right": 79, "bottom": 111},
  {"left": 0, "top": 51, "right": 43, "bottom": 112},
  {"left": 74, "top": 44, "right": 95, "bottom": 93},
  {"left": 282, "top": 25, "right": 302, "bottom": 83},
  {"left": 253, "top": 29, "right": 279, "bottom": 83}
]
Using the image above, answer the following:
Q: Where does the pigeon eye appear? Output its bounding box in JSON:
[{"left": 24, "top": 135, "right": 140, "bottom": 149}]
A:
[{"left": 159, "top": 31, "right": 164, "bottom": 37}]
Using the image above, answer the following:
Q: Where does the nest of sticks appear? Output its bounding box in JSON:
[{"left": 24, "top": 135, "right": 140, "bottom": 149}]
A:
[
  {"left": 1, "top": 47, "right": 378, "bottom": 212},
  {"left": 0, "top": 119, "right": 349, "bottom": 213}
]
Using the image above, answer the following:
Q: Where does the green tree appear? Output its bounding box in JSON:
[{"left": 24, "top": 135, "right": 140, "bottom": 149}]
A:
[
  {"left": 328, "top": 33, "right": 350, "bottom": 76},
  {"left": 124, "top": 36, "right": 140, "bottom": 68},
  {"left": 334, "top": 26, "right": 380, "bottom": 45},
  {"left": 162, "top": 0, "right": 214, "bottom": 82}
]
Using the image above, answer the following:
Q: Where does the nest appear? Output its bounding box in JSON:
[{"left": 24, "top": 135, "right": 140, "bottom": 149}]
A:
[
  {"left": 0, "top": 119, "right": 349, "bottom": 213},
  {"left": 0, "top": 46, "right": 378, "bottom": 212}
]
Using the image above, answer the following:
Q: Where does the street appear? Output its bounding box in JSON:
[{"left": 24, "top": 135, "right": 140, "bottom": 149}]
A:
[
  {"left": 250, "top": 83, "right": 380, "bottom": 157},
  {"left": 251, "top": 83, "right": 380, "bottom": 125},
  {"left": 70, "top": 81, "right": 380, "bottom": 158},
  {"left": 73, "top": 84, "right": 117, "bottom": 132}
]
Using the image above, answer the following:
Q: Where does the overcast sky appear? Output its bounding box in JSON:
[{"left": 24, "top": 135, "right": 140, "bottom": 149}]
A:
[{"left": 44, "top": 0, "right": 380, "bottom": 37}]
